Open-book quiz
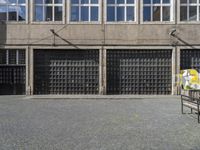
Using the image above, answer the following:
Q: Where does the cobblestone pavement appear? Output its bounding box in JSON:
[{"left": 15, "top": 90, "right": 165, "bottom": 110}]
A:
[{"left": 0, "top": 96, "right": 200, "bottom": 150}]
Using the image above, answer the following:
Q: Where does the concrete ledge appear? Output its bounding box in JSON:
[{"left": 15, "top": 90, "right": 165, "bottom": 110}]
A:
[{"left": 23, "top": 95, "right": 180, "bottom": 100}]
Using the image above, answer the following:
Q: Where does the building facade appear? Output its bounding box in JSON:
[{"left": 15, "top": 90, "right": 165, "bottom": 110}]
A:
[{"left": 0, "top": 0, "right": 199, "bottom": 95}]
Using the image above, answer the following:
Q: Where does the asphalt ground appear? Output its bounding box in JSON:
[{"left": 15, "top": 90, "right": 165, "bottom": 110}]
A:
[{"left": 0, "top": 96, "right": 199, "bottom": 150}]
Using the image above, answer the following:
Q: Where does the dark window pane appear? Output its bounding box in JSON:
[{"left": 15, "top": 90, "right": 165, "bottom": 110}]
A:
[
  {"left": 127, "top": 6, "right": 134, "bottom": 21},
  {"left": 9, "top": 50, "right": 16, "bottom": 64},
  {"left": 91, "top": 0, "right": 98, "bottom": 4},
  {"left": 35, "top": 6, "right": 43, "bottom": 21},
  {"left": 81, "top": 6, "right": 89, "bottom": 21},
  {"left": 35, "top": 0, "right": 43, "bottom": 4},
  {"left": 153, "top": 0, "right": 160, "bottom": 4},
  {"left": 18, "top": 50, "right": 25, "bottom": 64},
  {"left": 55, "top": 6, "right": 62, "bottom": 21},
  {"left": 180, "top": 6, "right": 187, "bottom": 21},
  {"left": 8, "top": 0, "right": 17, "bottom": 4},
  {"left": 189, "top": 6, "right": 197, "bottom": 21},
  {"left": 143, "top": 0, "right": 150, "bottom": 4},
  {"left": 163, "top": 6, "right": 170, "bottom": 21},
  {"left": 18, "top": 6, "right": 26, "bottom": 21},
  {"left": 199, "top": 6, "right": 200, "bottom": 21},
  {"left": 0, "top": 6, "right": 7, "bottom": 21},
  {"left": 143, "top": 6, "right": 151, "bottom": 21},
  {"left": 117, "top": 7, "right": 124, "bottom": 21},
  {"left": 71, "top": 6, "right": 79, "bottom": 21},
  {"left": 127, "top": 0, "right": 134, "bottom": 4},
  {"left": 18, "top": 0, "right": 26, "bottom": 4},
  {"left": 55, "top": 0, "right": 62, "bottom": 4},
  {"left": 45, "top": 6, "right": 52, "bottom": 21},
  {"left": 107, "top": 6, "right": 115, "bottom": 21},
  {"left": 45, "top": 0, "right": 52, "bottom": 4},
  {"left": 180, "top": 0, "right": 187, "bottom": 4},
  {"left": 107, "top": 0, "right": 114, "bottom": 4},
  {"left": 0, "top": 50, "right": 7, "bottom": 64},
  {"left": 189, "top": 0, "right": 197, "bottom": 3},
  {"left": 91, "top": 7, "right": 98, "bottom": 21},
  {"left": 163, "top": 0, "right": 170, "bottom": 3},
  {"left": 8, "top": 6, "right": 17, "bottom": 21},
  {"left": 71, "top": 0, "right": 79, "bottom": 4},
  {"left": 117, "top": 0, "right": 124, "bottom": 4},
  {"left": 153, "top": 6, "right": 160, "bottom": 21},
  {"left": 81, "top": 0, "right": 89, "bottom": 4}
]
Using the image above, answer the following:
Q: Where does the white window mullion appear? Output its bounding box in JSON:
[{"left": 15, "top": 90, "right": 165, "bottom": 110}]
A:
[
  {"left": 125, "top": 1, "right": 127, "bottom": 21},
  {"left": 43, "top": 0, "right": 45, "bottom": 21},
  {"left": 187, "top": 0, "right": 189, "bottom": 21},
  {"left": 6, "top": 4, "right": 8, "bottom": 21},
  {"left": 115, "top": 0, "right": 117, "bottom": 21},
  {"left": 170, "top": 0, "right": 173, "bottom": 21},
  {"left": 79, "top": 0, "right": 81, "bottom": 21},
  {"left": 151, "top": 0, "right": 153, "bottom": 21},
  {"left": 16, "top": 0, "right": 19, "bottom": 21},
  {"left": 89, "top": 0, "right": 91, "bottom": 21},
  {"left": 51, "top": 0, "right": 55, "bottom": 21},
  {"left": 197, "top": 0, "right": 199, "bottom": 21},
  {"left": 161, "top": 1, "right": 163, "bottom": 21}
]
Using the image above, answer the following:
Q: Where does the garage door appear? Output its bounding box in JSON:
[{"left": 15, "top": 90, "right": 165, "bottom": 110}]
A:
[
  {"left": 0, "top": 50, "right": 26, "bottom": 95},
  {"left": 181, "top": 49, "right": 200, "bottom": 72},
  {"left": 107, "top": 50, "right": 172, "bottom": 95},
  {"left": 34, "top": 50, "right": 99, "bottom": 94}
]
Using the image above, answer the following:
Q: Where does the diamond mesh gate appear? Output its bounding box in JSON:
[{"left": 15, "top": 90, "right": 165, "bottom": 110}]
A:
[
  {"left": 0, "top": 50, "right": 26, "bottom": 95},
  {"left": 107, "top": 50, "right": 172, "bottom": 95},
  {"left": 34, "top": 50, "right": 99, "bottom": 94},
  {"left": 181, "top": 49, "right": 200, "bottom": 72}
]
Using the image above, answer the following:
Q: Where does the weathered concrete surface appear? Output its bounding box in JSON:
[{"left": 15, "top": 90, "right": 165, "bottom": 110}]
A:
[
  {"left": 1, "top": 24, "right": 200, "bottom": 46},
  {"left": 0, "top": 96, "right": 200, "bottom": 150}
]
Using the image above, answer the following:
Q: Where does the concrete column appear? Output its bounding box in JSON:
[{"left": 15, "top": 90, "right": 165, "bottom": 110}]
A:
[
  {"left": 172, "top": 47, "right": 176, "bottom": 95},
  {"left": 102, "top": 48, "right": 107, "bottom": 94},
  {"left": 177, "top": 47, "right": 181, "bottom": 95},
  {"left": 99, "top": 48, "right": 107, "bottom": 95},
  {"left": 25, "top": 47, "right": 30, "bottom": 95},
  {"left": 29, "top": 48, "right": 34, "bottom": 95}
]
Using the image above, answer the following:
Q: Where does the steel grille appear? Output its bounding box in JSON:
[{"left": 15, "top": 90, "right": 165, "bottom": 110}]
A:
[
  {"left": 181, "top": 49, "right": 200, "bottom": 72},
  {"left": 0, "top": 49, "right": 26, "bottom": 95},
  {"left": 34, "top": 50, "right": 99, "bottom": 94},
  {"left": 107, "top": 50, "right": 172, "bottom": 95}
]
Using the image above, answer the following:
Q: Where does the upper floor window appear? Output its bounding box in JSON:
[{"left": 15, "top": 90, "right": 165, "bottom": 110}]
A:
[
  {"left": 70, "top": 0, "right": 100, "bottom": 22},
  {"left": 106, "top": 0, "right": 136, "bottom": 22},
  {"left": 34, "top": 0, "right": 63, "bottom": 22},
  {"left": 143, "top": 0, "right": 173, "bottom": 22},
  {"left": 0, "top": 0, "right": 26, "bottom": 22},
  {"left": 180, "top": 0, "right": 200, "bottom": 21}
]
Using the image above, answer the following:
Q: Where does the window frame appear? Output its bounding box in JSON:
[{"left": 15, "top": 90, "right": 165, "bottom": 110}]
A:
[
  {"left": 178, "top": 0, "right": 200, "bottom": 24},
  {"left": 31, "top": 0, "right": 65, "bottom": 24},
  {"left": 0, "top": 0, "right": 28, "bottom": 24},
  {"left": 105, "top": 0, "right": 138, "bottom": 24},
  {"left": 68, "top": 0, "right": 102, "bottom": 24},
  {"left": 141, "top": 0, "right": 175, "bottom": 24}
]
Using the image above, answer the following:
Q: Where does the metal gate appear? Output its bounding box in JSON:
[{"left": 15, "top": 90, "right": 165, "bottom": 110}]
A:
[
  {"left": 0, "top": 50, "right": 26, "bottom": 95},
  {"left": 181, "top": 49, "right": 200, "bottom": 72},
  {"left": 107, "top": 50, "right": 172, "bottom": 95},
  {"left": 34, "top": 50, "right": 99, "bottom": 94}
]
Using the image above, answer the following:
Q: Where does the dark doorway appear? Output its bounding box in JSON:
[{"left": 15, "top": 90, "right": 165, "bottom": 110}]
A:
[
  {"left": 34, "top": 49, "right": 99, "bottom": 94},
  {"left": 107, "top": 50, "right": 172, "bottom": 95}
]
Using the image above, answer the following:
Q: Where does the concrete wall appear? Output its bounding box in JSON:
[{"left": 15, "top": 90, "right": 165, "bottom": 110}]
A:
[
  {"left": 1, "top": 0, "right": 199, "bottom": 95},
  {"left": 1, "top": 24, "right": 200, "bottom": 46},
  {"left": 0, "top": 23, "right": 199, "bottom": 95}
]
